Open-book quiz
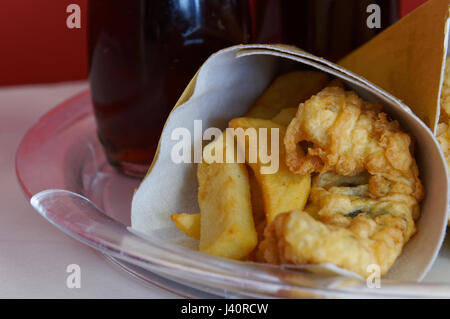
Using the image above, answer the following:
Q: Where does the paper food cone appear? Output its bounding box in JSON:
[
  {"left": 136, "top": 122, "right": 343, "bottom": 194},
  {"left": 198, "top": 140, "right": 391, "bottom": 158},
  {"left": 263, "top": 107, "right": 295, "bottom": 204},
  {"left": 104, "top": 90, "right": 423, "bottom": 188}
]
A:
[
  {"left": 339, "top": 0, "right": 450, "bottom": 132},
  {"left": 131, "top": 44, "right": 448, "bottom": 282}
]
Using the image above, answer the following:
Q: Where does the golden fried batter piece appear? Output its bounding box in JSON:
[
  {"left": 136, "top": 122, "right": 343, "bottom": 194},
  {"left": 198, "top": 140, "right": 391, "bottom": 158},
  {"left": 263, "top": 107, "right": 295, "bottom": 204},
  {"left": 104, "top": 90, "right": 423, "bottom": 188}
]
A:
[
  {"left": 307, "top": 172, "right": 421, "bottom": 224},
  {"left": 284, "top": 86, "right": 423, "bottom": 201},
  {"left": 437, "top": 122, "right": 450, "bottom": 169},
  {"left": 259, "top": 87, "right": 424, "bottom": 277},
  {"left": 440, "top": 58, "right": 450, "bottom": 119},
  {"left": 260, "top": 207, "right": 415, "bottom": 277},
  {"left": 259, "top": 172, "right": 420, "bottom": 277},
  {"left": 437, "top": 58, "right": 450, "bottom": 173}
]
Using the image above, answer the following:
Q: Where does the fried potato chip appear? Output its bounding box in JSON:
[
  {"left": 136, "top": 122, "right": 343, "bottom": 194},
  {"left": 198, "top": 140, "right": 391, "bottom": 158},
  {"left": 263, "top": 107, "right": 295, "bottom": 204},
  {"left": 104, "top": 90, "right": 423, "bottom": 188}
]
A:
[
  {"left": 246, "top": 71, "right": 329, "bottom": 119},
  {"left": 197, "top": 161, "right": 258, "bottom": 260},
  {"left": 229, "top": 117, "right": 311, "bottom": 223},
  {"left": 271, "top": 107, "right": 297, "bottom": 127},
  {"left": 171, "top": 213, "right": 200, "bottom": 240}
]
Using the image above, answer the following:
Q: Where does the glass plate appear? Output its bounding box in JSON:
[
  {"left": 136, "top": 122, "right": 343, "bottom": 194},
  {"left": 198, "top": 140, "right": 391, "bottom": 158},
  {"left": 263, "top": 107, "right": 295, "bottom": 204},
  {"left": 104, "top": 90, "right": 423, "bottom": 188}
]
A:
[
  {"left": 15, "top": 90, "right": 222, "bottom": 298},
  {"left": 16, "top": 90, "right": 450, "bottom": 298}
]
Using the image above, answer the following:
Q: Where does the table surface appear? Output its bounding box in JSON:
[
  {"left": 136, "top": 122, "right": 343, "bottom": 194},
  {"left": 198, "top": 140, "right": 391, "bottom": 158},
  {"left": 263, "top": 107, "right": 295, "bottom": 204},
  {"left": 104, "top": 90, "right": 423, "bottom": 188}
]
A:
[
  {"left": 0, "top": 81, "right": 177, "bottom": 298},
  {"left": 2, "top": 80, "right": 450, "bottom": 298}
]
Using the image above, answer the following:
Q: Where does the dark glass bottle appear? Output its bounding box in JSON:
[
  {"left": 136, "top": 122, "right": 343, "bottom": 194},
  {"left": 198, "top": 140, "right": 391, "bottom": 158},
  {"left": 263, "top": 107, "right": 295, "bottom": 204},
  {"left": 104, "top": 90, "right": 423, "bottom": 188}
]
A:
[
  {"left": 88, "top": 0, "right": 252, "bottom": 176},
  {"left": 252, "top": 0, "right": 399, "bottom": 62},
  {"left": 88, "top": 0, "right": 398, "bottom": 176}
]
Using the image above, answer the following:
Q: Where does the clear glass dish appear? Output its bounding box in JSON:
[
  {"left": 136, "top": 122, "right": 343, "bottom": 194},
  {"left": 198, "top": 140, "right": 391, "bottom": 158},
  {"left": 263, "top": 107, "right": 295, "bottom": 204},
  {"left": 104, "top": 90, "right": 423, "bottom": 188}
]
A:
[
  {"left": 15, "top": 91, "right": 222, "bottom": 298},
  {"left": 15, "top": 90, "right": 450, "bottom": 298}
]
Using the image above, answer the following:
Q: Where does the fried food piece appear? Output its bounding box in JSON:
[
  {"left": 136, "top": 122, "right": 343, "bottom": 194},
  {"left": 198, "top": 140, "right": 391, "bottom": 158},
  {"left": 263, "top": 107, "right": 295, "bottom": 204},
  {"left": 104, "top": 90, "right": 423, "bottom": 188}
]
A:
[
  {"left": 437, "top": 122, "right": 450, "bottom": 169},
  {"left": 229, "top": 118, "right": 311, "bottom": 223},
  {"left": 171, "top": 167, "right": 265, "bottom": 244},
  {"left": 246, "top": 71, "right": 329, "bottom": 119},
  {"left": 171, "top": 213, "right": 200, "bottom": 240},
  {"left": 437, "top": 58, "right": 450, "bottom": 176},
  {"left": 260, "top": 207, "right": 415, "bottom": 277},
  {"left": 260, "top": 87, "right": 423, "bottom": 277},
  {"left": 258, "top": 75, "right": 339, "bottom": 126},
  {"left": 197, "top": 161, "right": 257, "bottom": 260},
  {"left": 248, "top": 167, "right": 266, "bottom": 226},
  {"left": 284, "top": 86, "right": 423, "bottom": 201},
  {"left": 258, "top": 168, "right": 418, "bottom": 271},
  {"left": 246, "top": 167, "right": 267, "bottom": 262},
  {"left": 271, "top": 107, "right": 297, "bottom": 127},
  {"left": 307, "top": 172, "right": 420, "bottom": 225},
  {"left": 440, "top": 57, "right": 450, "bottom": 118},
  {"left": 260, "top": 170, "right": 420, "bottom": 277}
]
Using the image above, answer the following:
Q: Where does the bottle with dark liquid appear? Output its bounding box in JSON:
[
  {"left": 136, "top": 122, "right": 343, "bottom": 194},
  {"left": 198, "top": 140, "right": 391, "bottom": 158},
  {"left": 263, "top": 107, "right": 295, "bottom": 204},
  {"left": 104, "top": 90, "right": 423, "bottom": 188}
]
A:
[
  {"left": 88, "top": 0, "right": 252, "bottom": 176},
  {"left": 252, "top": 0, "right": 398, "bottom": 62},
  {"left": 88, "top": 0, "right": 398, "bottom": 176}
]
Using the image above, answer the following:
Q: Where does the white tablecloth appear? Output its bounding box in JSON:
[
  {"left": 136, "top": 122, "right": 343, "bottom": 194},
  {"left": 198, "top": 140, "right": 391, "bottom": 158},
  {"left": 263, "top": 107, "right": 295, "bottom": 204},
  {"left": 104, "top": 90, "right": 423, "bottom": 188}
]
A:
[
  {"left": 0, "top": 81, "right": 177, "bottom": 298},
  {"left": 2, "top": 80, "right": 450, "bottom": 298}
]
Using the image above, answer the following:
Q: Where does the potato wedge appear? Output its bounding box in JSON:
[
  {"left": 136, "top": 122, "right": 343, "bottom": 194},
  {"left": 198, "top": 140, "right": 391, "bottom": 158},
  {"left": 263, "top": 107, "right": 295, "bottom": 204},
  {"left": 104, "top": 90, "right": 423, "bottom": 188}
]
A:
[
  {"left": 171, "top": 168, "right": 265, "bottom": 244},
  {"left": 171, "top": 213, "right": 200, "bottom": 240},
  {"left": 246, "top": 71, "right": 329, "bottom": 119},
  {"left": 229, "top": 117, "right": 311, "bottom": 223},
  {"left": 171, "top": 169, "right": 265, "bottom": 239},
  {"left": 271, "top": 107, "right": 297, "bottom": 127},
  {"left": 248, "top": 167, "right": 265, "bottom": 226},
  {"left": 197, "top": 161, "right": 257, "bottom": 260}
]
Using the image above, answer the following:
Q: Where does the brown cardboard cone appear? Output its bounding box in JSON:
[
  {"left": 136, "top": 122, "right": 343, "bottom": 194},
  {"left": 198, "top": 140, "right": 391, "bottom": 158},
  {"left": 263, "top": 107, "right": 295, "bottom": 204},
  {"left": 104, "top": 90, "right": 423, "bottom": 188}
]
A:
[
  {"left": 339, "top": 0, "right": 450, "bottom": 132},
  {"left": 131, "top": 45, "right": 448, "bottom": 283}
]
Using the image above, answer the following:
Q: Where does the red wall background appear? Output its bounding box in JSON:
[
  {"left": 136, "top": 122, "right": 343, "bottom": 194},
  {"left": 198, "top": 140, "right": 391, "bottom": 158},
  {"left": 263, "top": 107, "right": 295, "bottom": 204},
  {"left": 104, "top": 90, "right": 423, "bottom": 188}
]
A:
[
  {"left": 0, "top": 0, "right": 428, "bottom": 87},
  {"left": 399, "top": 0, "right": 429, "bottom": 16},
  {"left": 0, "top": 0, "right": 87, "bottom": 86}
]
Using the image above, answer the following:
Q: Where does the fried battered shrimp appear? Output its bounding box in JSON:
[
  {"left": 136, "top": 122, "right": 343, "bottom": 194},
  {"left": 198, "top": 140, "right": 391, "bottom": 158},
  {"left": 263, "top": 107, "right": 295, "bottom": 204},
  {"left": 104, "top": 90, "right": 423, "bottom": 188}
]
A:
[
  {"left": 284, "top": 86, "right": 423, "bottom": 201},
  {"left": 259, "top": 86, "right": 424, "bottom": 277}
]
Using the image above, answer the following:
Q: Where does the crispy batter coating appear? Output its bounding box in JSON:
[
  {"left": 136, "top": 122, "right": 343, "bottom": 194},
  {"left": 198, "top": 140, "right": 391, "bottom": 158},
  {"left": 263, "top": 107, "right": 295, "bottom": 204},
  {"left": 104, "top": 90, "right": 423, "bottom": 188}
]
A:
[
  {"left": 437, "top": 122, "right": 450, "bottom": 169},
  {"left": 437, "top": 58, "right": 450, "bottom": 171},
  {"left": 259, "top": 207, "right": 415, "bottom": 277},
  {"left": 307, "top": 172, "right": 421, "bottom": 224},
  {"left": 260, "top": 86, "right": 424, "bottom": 277},
  {"left": 440, "top": 58, "right": 450, "bottom": 119},
  {"left": 259, "top": 172, "right": 420, "bottom": 277},
  {"left": 284, "top": 86, "right": 423, "bottom": 201}
]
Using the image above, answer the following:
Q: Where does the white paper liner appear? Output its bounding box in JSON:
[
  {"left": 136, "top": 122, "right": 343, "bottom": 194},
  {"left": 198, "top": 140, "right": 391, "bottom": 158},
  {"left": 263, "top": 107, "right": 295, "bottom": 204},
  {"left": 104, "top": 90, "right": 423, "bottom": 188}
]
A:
[{"left": 131, "top": 45, "right": 449, "bottom": 282}]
